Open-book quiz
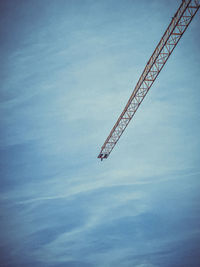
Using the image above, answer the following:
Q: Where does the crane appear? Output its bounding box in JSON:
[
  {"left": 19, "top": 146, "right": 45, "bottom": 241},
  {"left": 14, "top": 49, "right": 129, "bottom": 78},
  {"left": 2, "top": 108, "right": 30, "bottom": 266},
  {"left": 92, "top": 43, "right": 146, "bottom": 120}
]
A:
[{"left": 98, "top": 0, "right": 199, "bottom": 161}]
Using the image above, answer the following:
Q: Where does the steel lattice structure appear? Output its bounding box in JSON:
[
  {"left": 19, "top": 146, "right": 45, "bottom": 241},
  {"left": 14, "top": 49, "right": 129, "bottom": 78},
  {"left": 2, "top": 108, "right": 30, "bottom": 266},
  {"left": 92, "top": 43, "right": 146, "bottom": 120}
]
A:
[{"left": 98, "top": 0, "right": 199, "bottom": 161}]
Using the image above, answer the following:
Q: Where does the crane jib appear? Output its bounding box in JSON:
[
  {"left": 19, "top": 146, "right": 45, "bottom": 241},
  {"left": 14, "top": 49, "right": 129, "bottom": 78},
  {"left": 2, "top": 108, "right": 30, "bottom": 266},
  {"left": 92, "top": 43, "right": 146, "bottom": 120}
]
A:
[{"left": 97, "top": 0, "right": 199, "bottom": 161}]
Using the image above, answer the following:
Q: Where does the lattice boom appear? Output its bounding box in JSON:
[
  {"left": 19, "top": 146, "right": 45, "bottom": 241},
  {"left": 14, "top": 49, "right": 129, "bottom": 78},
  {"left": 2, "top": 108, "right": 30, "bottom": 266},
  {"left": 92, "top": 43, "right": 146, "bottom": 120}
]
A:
[{"left": 98, "top": 0, "right": 199, "bottom": 161}]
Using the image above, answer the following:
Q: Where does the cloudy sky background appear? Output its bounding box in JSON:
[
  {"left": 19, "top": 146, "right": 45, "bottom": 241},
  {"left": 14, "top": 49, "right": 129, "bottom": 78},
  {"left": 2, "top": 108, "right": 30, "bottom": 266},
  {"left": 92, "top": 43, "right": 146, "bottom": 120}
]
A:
[{"left": 1, "top": 0, "right": 200, "bottom": 266}]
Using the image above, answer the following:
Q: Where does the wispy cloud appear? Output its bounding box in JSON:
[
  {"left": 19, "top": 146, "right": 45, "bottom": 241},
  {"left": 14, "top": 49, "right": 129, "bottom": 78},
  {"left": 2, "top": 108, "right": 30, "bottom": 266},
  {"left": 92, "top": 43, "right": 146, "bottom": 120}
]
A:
[{"left": 1, "top": 0, "right": 200, "bottom": 266}]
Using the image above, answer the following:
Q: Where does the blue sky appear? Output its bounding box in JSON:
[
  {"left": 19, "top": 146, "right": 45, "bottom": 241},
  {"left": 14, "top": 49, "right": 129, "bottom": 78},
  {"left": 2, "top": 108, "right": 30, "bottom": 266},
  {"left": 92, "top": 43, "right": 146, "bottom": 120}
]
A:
[{"left": 0, "top": 0, "right": 200, "bottom": 266}]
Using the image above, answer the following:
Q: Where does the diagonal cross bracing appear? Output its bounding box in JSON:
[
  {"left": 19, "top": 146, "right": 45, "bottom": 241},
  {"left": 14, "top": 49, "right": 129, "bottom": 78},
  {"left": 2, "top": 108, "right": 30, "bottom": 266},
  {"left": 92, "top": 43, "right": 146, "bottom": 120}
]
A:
[{"left": 98, "top": 0, "right": 199, "bottom": 161}]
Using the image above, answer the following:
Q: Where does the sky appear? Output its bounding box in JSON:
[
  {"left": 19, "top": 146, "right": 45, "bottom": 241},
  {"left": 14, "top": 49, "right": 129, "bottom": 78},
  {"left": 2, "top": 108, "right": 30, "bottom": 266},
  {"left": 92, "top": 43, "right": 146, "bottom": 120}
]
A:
[{"left": 0, "top": 0, "right": 200, "bottom": 266}]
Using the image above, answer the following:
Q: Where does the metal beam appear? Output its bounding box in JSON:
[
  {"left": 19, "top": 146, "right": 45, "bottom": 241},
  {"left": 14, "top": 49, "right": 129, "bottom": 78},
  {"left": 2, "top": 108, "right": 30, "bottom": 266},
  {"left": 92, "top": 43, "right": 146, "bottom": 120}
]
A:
[{"left": 98, "top": 0, "right": 199, "bottom": 160}]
